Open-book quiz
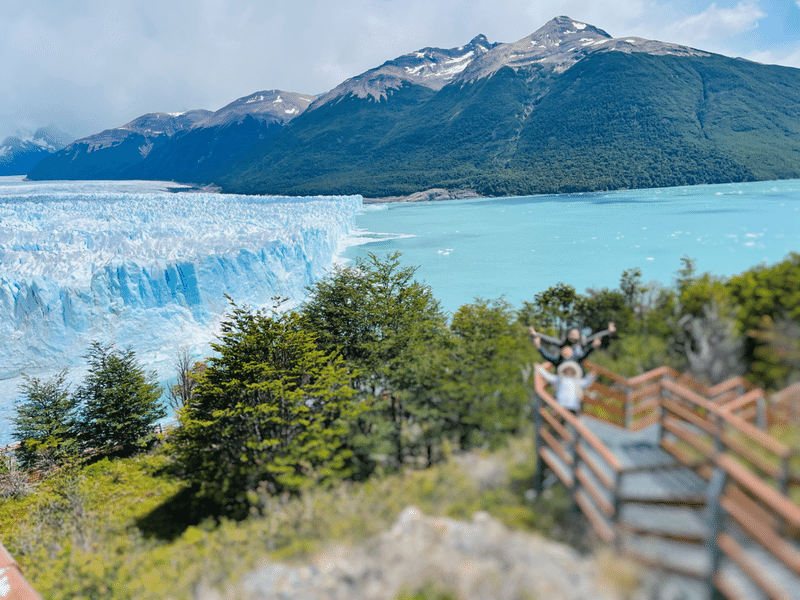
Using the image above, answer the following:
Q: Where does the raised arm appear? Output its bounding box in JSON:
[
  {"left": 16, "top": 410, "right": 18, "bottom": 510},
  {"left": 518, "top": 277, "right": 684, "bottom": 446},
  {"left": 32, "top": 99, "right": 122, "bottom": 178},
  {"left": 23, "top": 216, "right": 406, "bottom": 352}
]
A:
[
  {"left": 535, "top": 364, "right": 558, "bottom": 385},
  {"left": 529, "top": 326, "right": 563, "bottom": 346},
  {"left": 580, "top": 370, "right": 598, "bottom": 389},
  {"left": 584, "top": 321, "right": 616, "bottom": 344},
  {"left": 536, "top": 344, "right": 560, "bottom": 364}
]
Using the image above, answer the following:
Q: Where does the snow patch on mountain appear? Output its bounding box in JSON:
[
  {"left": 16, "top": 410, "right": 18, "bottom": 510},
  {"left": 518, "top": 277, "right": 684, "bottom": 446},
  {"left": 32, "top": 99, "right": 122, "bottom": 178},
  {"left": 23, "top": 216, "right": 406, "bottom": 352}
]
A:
[
  {"left": 312, "top": 35, "right": 499, "bottom": 106},
  {"left": 0, "top": 127, "right": 73, "bottom": 175},
  {"left": 314, "top": 15, "right": 712, "bottom": 107},
  {"left": 197, "top": 90, "right": 315, "bottom": 127}
]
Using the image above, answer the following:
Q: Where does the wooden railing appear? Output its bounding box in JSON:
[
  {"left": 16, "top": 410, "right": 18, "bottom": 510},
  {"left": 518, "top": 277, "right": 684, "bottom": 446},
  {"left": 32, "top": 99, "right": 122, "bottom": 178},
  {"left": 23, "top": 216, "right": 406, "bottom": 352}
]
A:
[
  {"left": 583, "top": 361, "right": 784, "bottom": 431},
  {"left": 656, "top": 377, "right": 800, "bottom": 600},
  {"left": 533, "top": 368, "right": 624, "bottom": 544},
  {"left": 770, "top": 382, "right": 800, "bottom": 427},
  {"left": 0, "top": 542, "right": 42, "bottom": 600},
  {"left": 533, "top": 361, "right": 800, "bottom": 600}
]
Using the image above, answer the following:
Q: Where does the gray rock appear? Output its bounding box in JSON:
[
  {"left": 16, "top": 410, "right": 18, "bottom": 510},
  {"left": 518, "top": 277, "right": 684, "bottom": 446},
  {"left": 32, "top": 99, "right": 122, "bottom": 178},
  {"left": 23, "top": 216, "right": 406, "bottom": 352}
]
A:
[{"left": 231, "top": 506, "right": 636, "bottom": 600}]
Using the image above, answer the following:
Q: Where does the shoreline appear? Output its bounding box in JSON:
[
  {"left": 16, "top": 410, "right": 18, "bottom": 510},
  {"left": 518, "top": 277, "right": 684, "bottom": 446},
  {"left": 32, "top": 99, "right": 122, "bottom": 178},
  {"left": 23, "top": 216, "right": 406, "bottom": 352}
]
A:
[{"left": 362, "top": 188, "right": 480, "bottom": 204}]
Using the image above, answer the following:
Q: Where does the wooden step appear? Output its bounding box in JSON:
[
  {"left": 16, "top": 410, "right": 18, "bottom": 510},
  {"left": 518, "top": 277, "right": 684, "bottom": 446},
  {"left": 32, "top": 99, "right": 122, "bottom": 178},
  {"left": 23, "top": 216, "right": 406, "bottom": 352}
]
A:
[
  {"left": 618, "top": 503, "right": 708, "bottom": 543},
  {"left": 620, "top": 533, "right": 709, "bottom": 579},
  {"left": 618, "top": 466, "right": 708, "bottom": 506}
]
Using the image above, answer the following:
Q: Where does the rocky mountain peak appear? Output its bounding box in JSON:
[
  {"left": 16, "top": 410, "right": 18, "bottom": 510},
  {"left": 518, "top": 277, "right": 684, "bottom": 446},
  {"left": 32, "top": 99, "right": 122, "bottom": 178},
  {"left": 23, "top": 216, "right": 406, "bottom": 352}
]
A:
[
  {"left": 531, "top": 15, "right": 612, "bottom": 45},
  {"left": 312, "top": 34, "right": 501, "bottom": 107},
  {"left": 457, "top": 15, "right": 709, "bottom": 81},
  {"left": 198, "top": 90, "right": 317, "bottom": 128},
  {"left": 120, "top": 110, "right": 212, "bottom": 137}
]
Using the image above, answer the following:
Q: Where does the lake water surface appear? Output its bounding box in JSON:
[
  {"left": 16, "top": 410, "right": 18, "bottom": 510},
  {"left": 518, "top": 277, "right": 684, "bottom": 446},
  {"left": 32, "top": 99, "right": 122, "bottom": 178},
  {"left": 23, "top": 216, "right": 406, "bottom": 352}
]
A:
[{"left": 342, "top": 180, "right": 800, "bottom": 315}]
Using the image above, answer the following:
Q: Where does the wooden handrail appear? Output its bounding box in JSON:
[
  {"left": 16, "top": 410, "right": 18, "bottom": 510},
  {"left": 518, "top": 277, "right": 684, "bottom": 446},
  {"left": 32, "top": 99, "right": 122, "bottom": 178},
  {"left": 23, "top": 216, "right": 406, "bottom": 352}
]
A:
[
  {"left": 582, "top": 397, "right": 626, "bottom": 419},
  {"left": 0, "top": 542, "right": 42, "bottom": 600},
  {"left": 587, "top": 380, "right": 626, "bottom": 403},
  {"left": 575, "top": 444, "right": 615, "bottom": 489},
  {"left": 716, "top": 454, "right": 800, "bottom": 530},
  {"left": 540, "top": 407, "right": 574, "bottom": 443},
  {"left": 629, "top": 381, "right": 661, "bottom": 401},
  {"left": 662, "top": 398, "right": 717, "bottom": 436},
  {"left": 717, "top": 533, "right": 791, "bottom": 600},
  {"left": 708, "top": 376, "right": 752, "bottom": 398},
  {"left": 632, "top": 396, "right": 660, "bottom": 416},
  {"left": 535, "top": 370, "right": 623, "bottom": 472},
  {"left": 719, "top": 388, "right": 764, "bottom": 413},
  {"left": 539, "top": 427, "right": 573, "bottom": 466},
  {"left": 661, "top": 378, "right": 717, "bottom": 412},
  {"left": 627, "top": 365, "right": 679, "bottom": 387},
  {"left": 662, "top": 379, "right": 791, "bottom": 459},
  {"left": 720, "top": 495, "right": 800, "bottom": 577},
  {"left": 582, "top": 360, "right": 630, "bottom": 385},
  {"left": 771, "top": 381, "right": 800, "bottom": 403},
  {"left": 662, "top": 416, "right": 715, "bottom": 458}
]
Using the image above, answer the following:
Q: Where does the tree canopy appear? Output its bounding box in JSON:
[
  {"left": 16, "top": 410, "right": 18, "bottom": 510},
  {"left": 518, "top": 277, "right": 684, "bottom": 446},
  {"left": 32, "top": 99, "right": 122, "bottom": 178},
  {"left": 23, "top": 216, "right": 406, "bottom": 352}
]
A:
[
  {"left": 173, "top": 301, "right": 363, "bottom": 514},
  {"left": 76, "top": 342, "right": 165, "bottom": 453}
]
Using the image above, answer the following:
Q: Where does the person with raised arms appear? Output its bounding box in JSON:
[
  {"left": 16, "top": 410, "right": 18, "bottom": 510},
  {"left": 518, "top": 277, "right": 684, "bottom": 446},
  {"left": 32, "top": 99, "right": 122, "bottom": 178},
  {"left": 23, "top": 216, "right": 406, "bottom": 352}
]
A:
[
  {"left": 528, "top": 322, "right": 615, "bottom": 366},
  {"left": 535, "top": 360, "right": 597, "bottom": 416}
]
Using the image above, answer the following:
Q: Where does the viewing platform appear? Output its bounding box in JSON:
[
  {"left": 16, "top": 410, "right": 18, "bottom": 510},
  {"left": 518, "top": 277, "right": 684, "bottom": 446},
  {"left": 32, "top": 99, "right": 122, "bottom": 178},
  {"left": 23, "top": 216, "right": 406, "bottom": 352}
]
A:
[{"left": 533, "top": 361, "right": 800, "bottom": 600}]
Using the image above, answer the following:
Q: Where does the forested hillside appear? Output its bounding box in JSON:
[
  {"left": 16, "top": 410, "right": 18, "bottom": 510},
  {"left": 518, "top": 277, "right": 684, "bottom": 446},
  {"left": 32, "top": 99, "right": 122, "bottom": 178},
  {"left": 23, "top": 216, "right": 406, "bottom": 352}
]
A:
[
  {"left": 221, "top": 52, "right": 800, "bottom": 197},
  {"left": 27, "top": 17, "right": 800, "bottom": 197}
]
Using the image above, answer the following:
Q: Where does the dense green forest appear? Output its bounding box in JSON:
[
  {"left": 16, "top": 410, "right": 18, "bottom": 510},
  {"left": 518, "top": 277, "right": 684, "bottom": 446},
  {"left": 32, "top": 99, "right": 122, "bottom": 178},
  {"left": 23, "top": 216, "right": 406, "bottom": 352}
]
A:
[
  {"left": 2, "top": 251, "right": 799, "bottom": 598},
  {"left": 220, "top": 52, "right": 800, "bottom": 198},
  {"left": 28, "top": 49, "right": 800, "bottom": 199}
]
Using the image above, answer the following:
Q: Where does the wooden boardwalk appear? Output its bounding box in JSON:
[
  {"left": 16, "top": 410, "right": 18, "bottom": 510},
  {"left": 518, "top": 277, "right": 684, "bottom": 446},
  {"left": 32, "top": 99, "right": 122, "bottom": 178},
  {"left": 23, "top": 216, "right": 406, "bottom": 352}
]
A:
[{"left": 533, "top": 362, "right": 800, "bottom": 600}]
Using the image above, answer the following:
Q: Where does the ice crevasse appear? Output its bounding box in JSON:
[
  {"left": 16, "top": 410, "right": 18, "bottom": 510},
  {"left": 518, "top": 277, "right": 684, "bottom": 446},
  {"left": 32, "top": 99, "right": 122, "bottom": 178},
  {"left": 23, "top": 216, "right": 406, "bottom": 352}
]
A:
[{"left": 0, "top": 189, "right": 363, "bottom": 379}]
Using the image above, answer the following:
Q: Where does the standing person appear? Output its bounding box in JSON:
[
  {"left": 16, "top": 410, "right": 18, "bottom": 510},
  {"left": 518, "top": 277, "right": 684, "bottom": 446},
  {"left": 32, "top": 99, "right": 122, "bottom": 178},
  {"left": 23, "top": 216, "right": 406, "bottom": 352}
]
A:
[
  {"left": 529, "top": 322, "right": 615, "bottom": 365},
  {"left": 535, "top": 360, "right": 597, "bottom": 415}
]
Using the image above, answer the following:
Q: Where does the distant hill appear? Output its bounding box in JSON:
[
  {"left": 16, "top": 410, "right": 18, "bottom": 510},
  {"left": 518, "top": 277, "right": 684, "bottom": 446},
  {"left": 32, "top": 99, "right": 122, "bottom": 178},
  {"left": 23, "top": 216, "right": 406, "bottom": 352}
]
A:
[
  {"left": 28, "top": 16, "right": 800, "bottom": 197},
  {"left": 27, "top": 91, "right": 316, "bottom": 182},
  {"left": 0, "top": 126, "right": 72, "bottom": 176}
]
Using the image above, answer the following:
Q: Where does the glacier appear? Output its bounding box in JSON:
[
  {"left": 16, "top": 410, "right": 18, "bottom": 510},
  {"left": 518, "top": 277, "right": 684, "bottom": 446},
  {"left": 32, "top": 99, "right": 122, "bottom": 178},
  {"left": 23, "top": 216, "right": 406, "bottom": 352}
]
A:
[{"left": 0, "top": 177, "right": 362, "bottom": 445}]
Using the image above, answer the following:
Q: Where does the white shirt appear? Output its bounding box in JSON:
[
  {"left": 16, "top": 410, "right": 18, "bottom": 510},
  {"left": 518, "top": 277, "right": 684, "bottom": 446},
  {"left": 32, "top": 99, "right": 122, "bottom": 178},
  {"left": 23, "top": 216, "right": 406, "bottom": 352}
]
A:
[{"left": 536, "top": 366, "right": 596, "bottom": 411}]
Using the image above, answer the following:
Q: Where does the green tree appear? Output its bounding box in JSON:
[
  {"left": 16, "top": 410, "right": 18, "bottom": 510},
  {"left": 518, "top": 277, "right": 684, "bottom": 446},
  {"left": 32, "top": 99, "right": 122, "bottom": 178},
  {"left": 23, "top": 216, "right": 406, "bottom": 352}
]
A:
[
  {"left": 436, "top": 299, "right": 533, "bottom": 451},
  {"left": 76, "top": 342, "right": 165, "bottom": 453},
  {"left": 619, "top": 267, "right": 648, "bottom": 321},
  {"left": 173, "top": 301, "right": 363, "bottom": 514},
  {"left": 11, "top": 369, "right": 79, "bottom": 469},
  {"left": 579, "top": 288, "right": 632, "bottom": 337},
  {"left": 301, "top": 252, "right": 448, "bottom": 468},
  {"left": 518, "top": 283, "right": 582, "bottom": 335}
]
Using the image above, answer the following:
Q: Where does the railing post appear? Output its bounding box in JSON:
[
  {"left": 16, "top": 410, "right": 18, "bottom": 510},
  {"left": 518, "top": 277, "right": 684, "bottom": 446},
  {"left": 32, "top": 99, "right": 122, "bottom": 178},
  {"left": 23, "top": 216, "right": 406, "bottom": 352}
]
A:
[
  {"left": 568, "top": 418, "right": 580, "bottom": 517},
  {"left": 756, "top": 393, "right": 767, "bottom": 430},
  {"left": 612, "top": 471, "right": 623, "bottom": 552},
  {"left": 624, "top": 387, "right": 633, "bottom": 430},
  {"left": 705, "top": 467, "right": 728, "bottom": 600},
  {"left": 532, "top": 388, "right": 544, "bottom": 496},
  {"left": 713, "top": 413, "right": 725, "bottom": 456},
  {"left": 657, "top": 377, "right": 670, "bottom": 447}
]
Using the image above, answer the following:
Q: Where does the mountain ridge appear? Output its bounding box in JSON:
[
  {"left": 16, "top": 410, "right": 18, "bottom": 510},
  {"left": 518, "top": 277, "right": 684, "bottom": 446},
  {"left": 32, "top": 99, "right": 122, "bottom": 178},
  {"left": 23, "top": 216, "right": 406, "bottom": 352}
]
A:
[
  {"left": 0, "top": 126, "right": 73, "bottom": 176},
  {"left": 27, "top": 16, "right": 800, "bottom": 198}
]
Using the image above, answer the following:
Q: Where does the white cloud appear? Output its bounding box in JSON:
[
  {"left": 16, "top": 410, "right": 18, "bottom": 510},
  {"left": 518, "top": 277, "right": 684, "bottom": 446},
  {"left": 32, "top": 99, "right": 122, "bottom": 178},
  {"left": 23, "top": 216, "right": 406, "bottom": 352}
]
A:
[
  {"left": 747, "top": 46, "right": 800, "bottom": 69},
  {"left": 669, "top": 2, "right": 766, "bottom": 42},
  {"left": 0, "top": 0, "right": 793, "bottom": 140}
]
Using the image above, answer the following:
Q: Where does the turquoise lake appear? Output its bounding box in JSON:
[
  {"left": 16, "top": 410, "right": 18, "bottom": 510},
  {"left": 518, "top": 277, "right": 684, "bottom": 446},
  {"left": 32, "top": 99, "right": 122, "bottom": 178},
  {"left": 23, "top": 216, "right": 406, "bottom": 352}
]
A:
[{"left": 342, "top": 180, "right": 800, "bottom": 316}]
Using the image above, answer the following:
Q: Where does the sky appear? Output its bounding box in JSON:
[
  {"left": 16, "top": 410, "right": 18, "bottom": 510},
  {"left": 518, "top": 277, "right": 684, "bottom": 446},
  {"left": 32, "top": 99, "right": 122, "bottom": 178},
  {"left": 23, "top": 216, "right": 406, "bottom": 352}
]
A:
[{"left": 3, "top": 0, "right": 800, "bottom": 142}]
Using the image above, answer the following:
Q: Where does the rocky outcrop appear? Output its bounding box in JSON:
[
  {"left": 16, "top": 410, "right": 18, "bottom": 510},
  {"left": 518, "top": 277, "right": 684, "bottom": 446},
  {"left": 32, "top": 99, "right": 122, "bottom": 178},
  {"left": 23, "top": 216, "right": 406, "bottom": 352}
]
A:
[
  {"left": 363, "top": 188, "right": 481, "bottom": 204},
  {"left": 221, "top": 506, "right": 634, "bottom": 600}
]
